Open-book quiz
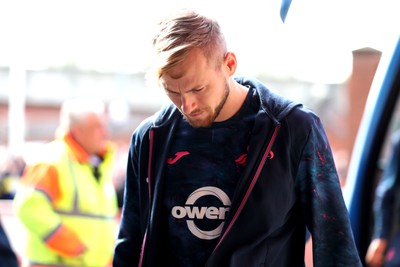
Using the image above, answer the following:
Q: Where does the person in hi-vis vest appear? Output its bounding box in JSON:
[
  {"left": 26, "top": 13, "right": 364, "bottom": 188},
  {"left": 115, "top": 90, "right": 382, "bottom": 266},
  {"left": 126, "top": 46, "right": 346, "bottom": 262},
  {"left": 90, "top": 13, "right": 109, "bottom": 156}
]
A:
[{"left": 14, "top": 97, "right": 119, "bottom": 267}]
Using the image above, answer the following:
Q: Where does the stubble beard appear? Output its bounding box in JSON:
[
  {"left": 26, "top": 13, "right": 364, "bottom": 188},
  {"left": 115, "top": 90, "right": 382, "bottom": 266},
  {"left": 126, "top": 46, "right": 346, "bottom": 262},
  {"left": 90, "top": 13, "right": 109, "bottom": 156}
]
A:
[{"left": 183, "top": 81, "right": 230, "bottom": 128}]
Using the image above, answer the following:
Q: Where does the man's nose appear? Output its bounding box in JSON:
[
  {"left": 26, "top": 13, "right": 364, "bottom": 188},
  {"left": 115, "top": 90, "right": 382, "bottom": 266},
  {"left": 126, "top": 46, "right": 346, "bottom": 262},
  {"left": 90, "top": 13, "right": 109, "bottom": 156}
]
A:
[{"left": 180, "top": 94, "right": 196, "bottom": 114}]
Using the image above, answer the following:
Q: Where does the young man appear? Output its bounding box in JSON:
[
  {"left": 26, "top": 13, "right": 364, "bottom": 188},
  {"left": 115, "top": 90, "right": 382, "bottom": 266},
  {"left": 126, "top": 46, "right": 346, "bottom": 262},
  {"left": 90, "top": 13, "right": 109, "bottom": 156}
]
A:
[
  {"left": 113, "top": 10, "right": 362, "bottom": 267},
  {"left": 14, "top": 98, "right": 119, "bottom": 267}
]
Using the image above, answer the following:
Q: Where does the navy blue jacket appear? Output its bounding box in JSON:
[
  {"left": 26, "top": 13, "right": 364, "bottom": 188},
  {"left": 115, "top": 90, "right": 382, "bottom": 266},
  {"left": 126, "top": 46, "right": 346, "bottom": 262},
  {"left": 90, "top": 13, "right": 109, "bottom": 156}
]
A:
[
  {"left": 0, "top": 220, "right": 18, "bottom": 267},
  {"left": 374, "top": 131, "right": 400, "bottom": 239},
  {"left": 113, "top": 77, "right": 362, "bottom": 267}
]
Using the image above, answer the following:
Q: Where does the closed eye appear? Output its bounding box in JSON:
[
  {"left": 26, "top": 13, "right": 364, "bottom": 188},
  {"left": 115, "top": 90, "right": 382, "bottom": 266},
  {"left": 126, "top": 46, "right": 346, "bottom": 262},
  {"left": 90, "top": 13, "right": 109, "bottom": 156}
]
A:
[
  {"left": 192, "top": 87, "right": 205, "bottom": 93},
  {"left": 165, "top": 89, "right": 180, "bottom": 97}
]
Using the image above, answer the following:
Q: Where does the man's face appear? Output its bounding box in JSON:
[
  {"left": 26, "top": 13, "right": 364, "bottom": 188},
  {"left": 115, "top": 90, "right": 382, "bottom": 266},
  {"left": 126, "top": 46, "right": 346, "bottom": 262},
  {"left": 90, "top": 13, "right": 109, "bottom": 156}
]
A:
[{"left": 160, "top": 48, "right": 231, "bottom": 128}]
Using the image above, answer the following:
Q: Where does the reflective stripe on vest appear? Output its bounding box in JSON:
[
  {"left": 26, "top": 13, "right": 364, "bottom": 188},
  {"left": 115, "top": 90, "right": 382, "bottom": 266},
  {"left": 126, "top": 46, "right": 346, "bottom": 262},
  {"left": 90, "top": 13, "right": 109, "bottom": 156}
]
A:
[{"left": 52, "top": 156, "right": 115, "bottom": 220}]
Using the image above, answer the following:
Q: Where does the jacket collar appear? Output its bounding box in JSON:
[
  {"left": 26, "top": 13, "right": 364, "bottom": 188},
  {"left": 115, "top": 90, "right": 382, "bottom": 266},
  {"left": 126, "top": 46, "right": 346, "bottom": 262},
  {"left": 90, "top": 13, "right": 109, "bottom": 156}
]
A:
[
  {"left": 234, "top": 76, "right": 302, "bottom": 122},
  {"left": 62, "top": 132, "right": 90, "bottom": 163}
]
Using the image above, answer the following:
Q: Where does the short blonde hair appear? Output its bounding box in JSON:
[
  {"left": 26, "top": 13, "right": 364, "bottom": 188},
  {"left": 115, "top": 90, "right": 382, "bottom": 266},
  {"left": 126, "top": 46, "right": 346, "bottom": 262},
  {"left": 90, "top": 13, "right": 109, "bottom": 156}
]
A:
[{"left": 152, "top": 10, "right": 227, "bottom": 80}]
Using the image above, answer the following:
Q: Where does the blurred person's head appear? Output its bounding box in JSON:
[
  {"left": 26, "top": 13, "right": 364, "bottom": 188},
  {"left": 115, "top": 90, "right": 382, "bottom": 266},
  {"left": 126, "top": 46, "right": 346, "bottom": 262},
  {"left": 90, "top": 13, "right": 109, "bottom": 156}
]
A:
[
  {"left": 152, "top": 9, "right": 242, "bottom": 128},
  {"left": 58, "top": 97, "right": 108, "bottom": 155}
]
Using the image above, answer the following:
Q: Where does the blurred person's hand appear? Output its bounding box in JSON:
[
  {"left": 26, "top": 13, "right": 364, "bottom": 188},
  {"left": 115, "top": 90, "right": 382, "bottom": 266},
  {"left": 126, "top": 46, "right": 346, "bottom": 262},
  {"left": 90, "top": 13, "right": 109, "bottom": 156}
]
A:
[{"left": 365, "top": 238, "right": 387, "bottom": 267}]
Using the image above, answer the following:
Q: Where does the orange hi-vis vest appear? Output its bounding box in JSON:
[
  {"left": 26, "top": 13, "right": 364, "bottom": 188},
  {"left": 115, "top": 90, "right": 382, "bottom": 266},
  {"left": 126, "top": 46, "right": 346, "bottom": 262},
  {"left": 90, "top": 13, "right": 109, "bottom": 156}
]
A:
[{"left": 14, "top": 134, "right": 118, "bottom": 267}]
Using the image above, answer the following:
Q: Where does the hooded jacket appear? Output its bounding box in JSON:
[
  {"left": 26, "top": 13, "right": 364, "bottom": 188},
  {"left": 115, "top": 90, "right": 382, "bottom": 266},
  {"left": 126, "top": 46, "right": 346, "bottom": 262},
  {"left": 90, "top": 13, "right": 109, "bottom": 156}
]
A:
[{"left": 114, "top": 77, "right": 362, "bottom": 267}]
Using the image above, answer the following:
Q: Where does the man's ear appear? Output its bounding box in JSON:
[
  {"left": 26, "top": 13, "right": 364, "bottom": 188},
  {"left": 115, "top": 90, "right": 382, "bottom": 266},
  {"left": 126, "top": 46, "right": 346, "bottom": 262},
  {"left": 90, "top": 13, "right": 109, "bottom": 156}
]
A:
[{"left": 224, "top": 52, "right": 237, "bottom": 75}]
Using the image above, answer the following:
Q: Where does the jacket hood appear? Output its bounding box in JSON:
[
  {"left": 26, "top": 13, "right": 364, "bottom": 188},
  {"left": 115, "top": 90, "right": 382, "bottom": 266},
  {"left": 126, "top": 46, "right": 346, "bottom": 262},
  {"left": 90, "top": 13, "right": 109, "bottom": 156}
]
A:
[{"left": 235, "top": 76, "right": 301, "bottom": 122}]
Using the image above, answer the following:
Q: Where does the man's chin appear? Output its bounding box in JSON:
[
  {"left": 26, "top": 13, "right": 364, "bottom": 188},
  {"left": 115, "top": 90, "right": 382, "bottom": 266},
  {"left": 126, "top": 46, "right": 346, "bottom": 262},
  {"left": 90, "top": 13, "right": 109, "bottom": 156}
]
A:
[{"left": 183, "top": 115, "right": 212, "bottom": 128}]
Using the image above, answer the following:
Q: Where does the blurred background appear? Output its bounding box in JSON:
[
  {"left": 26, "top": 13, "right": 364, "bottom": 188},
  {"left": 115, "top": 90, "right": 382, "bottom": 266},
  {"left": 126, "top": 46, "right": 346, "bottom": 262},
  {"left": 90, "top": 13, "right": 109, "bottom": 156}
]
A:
[{"left": 0, "top": 0, "right": 398, "bottom": 261}]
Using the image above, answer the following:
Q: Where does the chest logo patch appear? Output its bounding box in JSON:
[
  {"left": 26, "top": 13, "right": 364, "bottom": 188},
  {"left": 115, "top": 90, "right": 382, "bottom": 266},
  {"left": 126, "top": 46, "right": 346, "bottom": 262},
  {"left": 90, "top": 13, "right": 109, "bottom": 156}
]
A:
[{"left": 171, "top": 186, "right": 231, "bottom": 240}]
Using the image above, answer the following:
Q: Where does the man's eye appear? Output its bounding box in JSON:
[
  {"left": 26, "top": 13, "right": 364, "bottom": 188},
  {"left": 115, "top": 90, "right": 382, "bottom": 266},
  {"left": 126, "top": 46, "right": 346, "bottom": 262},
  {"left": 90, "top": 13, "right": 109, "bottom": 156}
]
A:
[
  {"left": 167, "top": 91, "right": 180, "bottom": 97},
  {"left": 167, "top": 92, "right": 180, "bottom": 98}
]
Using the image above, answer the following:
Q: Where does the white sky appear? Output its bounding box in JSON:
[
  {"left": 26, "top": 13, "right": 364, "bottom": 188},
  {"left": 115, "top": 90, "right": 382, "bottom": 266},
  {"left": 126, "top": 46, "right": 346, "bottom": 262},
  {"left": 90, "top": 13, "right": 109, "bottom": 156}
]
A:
[{"left": 0, "top": 0, "right": 398, "bottom": 84}]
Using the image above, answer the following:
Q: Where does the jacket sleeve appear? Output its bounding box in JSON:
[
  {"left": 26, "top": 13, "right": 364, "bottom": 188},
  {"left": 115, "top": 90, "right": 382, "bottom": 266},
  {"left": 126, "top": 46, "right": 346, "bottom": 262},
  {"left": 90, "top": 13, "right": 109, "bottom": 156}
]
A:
[
  {"left": 373, "top": 133, "right": 400, "bottom": 239},
  {"left": 0, "top": 221, "right": 18, "bottom": 267},
  {"left": 13, "top": 163, "right": 86, "bottom": 256},
  {"left": 295, "top": 115, "right": 362, "bottom": 266},
  {"left": 113, "top": 130, "right": 147, "bottom": 267}
]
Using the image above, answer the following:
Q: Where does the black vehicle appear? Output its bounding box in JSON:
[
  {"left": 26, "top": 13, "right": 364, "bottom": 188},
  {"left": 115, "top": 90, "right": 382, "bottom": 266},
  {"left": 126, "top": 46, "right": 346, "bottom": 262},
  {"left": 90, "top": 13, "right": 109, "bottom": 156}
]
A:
[{"left": 343, "top": 35, "right": 400, "bottom": 265}]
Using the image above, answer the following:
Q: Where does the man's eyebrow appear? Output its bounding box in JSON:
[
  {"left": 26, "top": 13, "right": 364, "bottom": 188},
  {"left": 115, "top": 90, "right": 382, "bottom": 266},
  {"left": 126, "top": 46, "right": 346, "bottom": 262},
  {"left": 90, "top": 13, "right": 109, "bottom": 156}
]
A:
[
  {"left": 163, "top": 84, "right": 204, "bottom": 94},
  {"left": 164, "top": 87, "right": 179, "bottom": 94}
]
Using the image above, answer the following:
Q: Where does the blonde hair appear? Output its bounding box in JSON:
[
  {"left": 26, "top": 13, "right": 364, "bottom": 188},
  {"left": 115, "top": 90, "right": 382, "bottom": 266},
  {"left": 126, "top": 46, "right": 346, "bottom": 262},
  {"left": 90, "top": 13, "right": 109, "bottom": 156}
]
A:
[{"left": 152, "top": 9, "right": 227, "bottom": 80}]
